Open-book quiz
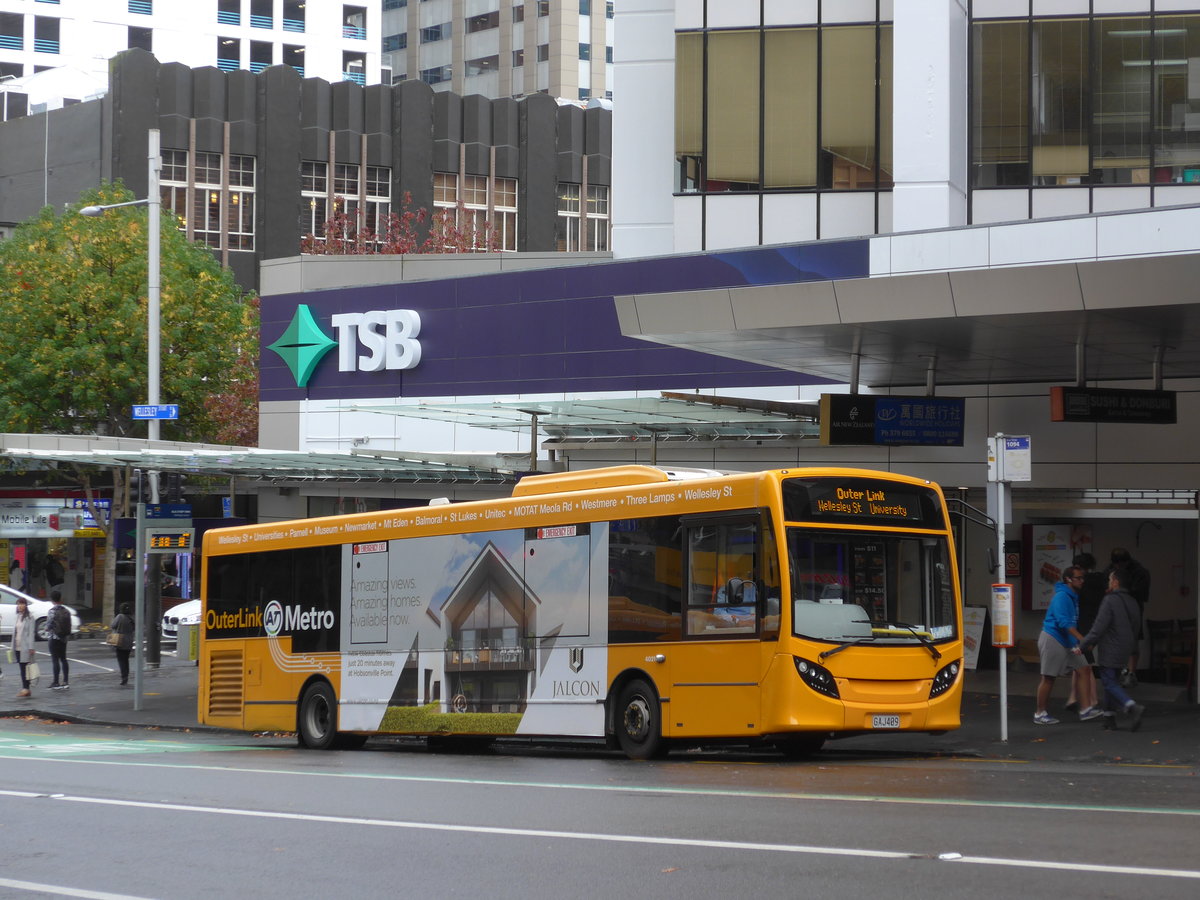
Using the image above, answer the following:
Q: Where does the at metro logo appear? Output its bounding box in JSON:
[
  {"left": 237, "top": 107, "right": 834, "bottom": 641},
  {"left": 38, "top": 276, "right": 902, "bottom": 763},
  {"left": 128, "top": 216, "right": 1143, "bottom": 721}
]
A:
[{"left": 268, "top": 304, "right": 423, "bottom": 388}]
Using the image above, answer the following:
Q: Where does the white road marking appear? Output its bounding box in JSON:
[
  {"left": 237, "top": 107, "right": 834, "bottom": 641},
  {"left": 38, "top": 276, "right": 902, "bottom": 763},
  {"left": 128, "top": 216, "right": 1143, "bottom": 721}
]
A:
[
  {"left": 0, "top": 876, "right": 157, "bottom": 899},
  {"left": 0, "top": 789, "right": 1197, "bottom": 881}
]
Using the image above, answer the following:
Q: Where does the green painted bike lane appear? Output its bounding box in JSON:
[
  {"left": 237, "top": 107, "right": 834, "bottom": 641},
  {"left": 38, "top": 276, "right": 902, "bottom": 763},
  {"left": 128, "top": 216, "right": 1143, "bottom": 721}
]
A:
[{"left": 0, "top": 732, "right": 255, "bottom": 758}]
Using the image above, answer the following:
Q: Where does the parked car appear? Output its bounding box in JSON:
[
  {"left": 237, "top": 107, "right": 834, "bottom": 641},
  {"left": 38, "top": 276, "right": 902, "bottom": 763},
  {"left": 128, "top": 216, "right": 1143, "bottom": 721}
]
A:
[
  {"left": 0, "top": 585, "right": 83, "bottom": 642},
  {"left": 161, "top": 598, "right": 201, "bottom": 642}
]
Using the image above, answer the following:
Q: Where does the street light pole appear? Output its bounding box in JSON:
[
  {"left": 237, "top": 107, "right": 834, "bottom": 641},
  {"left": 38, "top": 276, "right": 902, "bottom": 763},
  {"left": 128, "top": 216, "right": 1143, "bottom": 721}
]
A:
[{"left": 80, "top": 128, "right": 164, "bottom": 686}]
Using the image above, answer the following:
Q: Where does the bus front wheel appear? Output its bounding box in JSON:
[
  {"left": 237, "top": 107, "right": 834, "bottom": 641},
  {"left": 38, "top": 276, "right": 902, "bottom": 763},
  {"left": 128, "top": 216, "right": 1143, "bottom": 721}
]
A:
[
  {"left": 615, "top": 679, "right": 666, "bottom": 760},
  {"left": 297, "top": 681, "right": 339, "bottom": 750}
]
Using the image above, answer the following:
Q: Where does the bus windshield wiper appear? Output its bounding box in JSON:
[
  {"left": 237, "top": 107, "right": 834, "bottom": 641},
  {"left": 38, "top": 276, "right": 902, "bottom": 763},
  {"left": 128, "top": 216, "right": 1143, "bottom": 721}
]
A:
[
  {"left": 890, "top": 622, "right": 942, "bottom": 662},
  {"left": 818, "top": 635, "right": 876, "bottom": 662}
]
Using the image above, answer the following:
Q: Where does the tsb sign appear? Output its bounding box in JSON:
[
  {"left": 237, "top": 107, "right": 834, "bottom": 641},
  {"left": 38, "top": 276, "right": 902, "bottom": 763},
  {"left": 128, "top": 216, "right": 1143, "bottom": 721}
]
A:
[{"left": 331, "top": 309, "right": 422, "bottom": 372}]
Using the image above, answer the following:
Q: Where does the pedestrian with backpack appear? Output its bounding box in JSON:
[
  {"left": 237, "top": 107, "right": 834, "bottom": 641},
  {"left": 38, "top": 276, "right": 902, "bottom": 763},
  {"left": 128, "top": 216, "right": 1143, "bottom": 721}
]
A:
[{"left": 46, "top": 590, "right": 71, "bottom": 691}]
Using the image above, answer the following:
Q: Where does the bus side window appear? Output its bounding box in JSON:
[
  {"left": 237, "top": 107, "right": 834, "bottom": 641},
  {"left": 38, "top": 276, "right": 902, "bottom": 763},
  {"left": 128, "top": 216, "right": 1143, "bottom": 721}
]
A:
[{"left": 686, "top": 520, "right": 759, "bottom": 635}]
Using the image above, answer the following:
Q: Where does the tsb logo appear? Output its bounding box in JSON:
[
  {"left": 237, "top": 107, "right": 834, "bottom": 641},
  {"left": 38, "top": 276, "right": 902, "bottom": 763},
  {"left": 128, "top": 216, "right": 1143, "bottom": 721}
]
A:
[{"left": 331, "top": 309, "right": 422, "bottom": 372}]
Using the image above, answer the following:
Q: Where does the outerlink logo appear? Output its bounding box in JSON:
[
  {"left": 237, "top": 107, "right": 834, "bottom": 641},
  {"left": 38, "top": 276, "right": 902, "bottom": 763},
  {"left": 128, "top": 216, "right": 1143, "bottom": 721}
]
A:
[{"left": 268, "top": 304, "right": 423, "bottom": 387}]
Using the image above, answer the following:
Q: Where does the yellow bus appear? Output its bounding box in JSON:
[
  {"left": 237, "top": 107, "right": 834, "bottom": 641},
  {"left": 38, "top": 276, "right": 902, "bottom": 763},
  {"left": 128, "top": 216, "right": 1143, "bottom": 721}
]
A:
[{"left": 198, "top": 466, "right": 963, "bottom": 758}]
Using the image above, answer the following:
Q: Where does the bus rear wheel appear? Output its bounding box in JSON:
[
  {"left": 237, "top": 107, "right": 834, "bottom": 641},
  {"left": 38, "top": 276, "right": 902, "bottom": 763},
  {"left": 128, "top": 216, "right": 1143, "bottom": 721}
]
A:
[
  {"left": 615, "top": 678, "right": 666, "bottom": 760},
  {"left": 297, "top": 681, "right": 339, "bottom": 750}
]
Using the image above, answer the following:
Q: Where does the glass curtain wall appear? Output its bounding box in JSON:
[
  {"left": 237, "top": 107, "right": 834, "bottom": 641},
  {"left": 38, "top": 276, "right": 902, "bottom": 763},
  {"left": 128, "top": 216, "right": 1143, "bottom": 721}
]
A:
[
  {"left": 675, "top": 24, "right": 891, "bottom": 194},
  {"left": 973, "top": 14, "right": 1200, "bottom": 188}
]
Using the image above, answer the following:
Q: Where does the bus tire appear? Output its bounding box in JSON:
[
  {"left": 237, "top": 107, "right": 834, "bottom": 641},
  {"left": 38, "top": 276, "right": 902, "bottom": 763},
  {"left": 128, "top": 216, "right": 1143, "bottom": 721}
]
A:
[
  {"left": 774, "top": 734, "right": 825, "bottom": 758},
  {"left": 297, "top": 681, "right": 339, "bottom": 750},
  {"left": 615, "top": 678, "right": 666, "bottom": 760}
]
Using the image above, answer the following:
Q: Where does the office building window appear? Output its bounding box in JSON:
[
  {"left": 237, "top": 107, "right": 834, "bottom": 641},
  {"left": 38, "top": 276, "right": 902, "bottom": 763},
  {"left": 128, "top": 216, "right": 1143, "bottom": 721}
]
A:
[
  {"left": 250, "top": 0, "right": 271, "bottom": 29},
  {"left": 537, "top": 44, "right": 549, "bottom": 62},
  {"left": 556, "top": 183, "right": 609, "bottom": 251},
  {"left": 421, "top": 22, "right": 451, "bottom": 43},
  {"left": 676, "top": 24, "right": 891, "bottom": 194},
  {"left": 607, "top": 1, "right": 614, "bottom": 19},
  {"left": 421, "top": 64, "right": 452, "bottom": 84},
  {"left": 250, "top": 41, "right": 272, "bottom": 73},
  {"left": 343, "top": 5, "right": 367, "bottom": 40},
  {"left": 580, "top": 0, "right": 591, "bottom": 14},
  {"left": 33, "top": 16, "right": 59, "bottom": 54},
  {"left": 468, "top": 12, "right": 499, "bottom": 33},
  {"left": 283, "top": 0, "right": 305, "bottom": 33},
  {"left": 217, "top": 37, "right": 240, "bottom": 71},
  {"left": 0, "top": 14, "right": 23, "bottom": 52},
  {"left": 538, "top": 1, "right": 549, "bottom": 17},
  {"left": 217, "top": 0, "right": 240, "bottom": 27},
  {"left": 971, "top": 14, "right": 1200, "bottom": 189},
  {"left": 384, "top": 0, "right": 407, "bottom": 9},
  {"left": 302, "top": 161, "right": 330, "bottom": 236},
  {"left": 161, "top": 150, "right": 255, "bottom": 251},
  {"left": 283, "top": 44, "right": 304, "bottom": 76},
  {"left": 513, "top": 5, "right": 524, "bottom": 24},
  {"left": 579, "top": 43, "right": 590, "bottom": 61},
  {"left": 433, "top": 173, "right": 517, "bottom": 251},
  {"left": 343, "top": 51, "right": 366, "bottom": 84},
  {"left": 606, "top": 46, "right": 613, "bottom": 64},
  {"left": 513, "top": 49, "right": 524, "bottom": 67},
  {"left": 579, "top": 87, "right": 590, "bottom": 100},
  {"left": 128, "top": 26, "right": 152, "bottom": 52},
  {"left": 383, "top": 33, "right": 407, "bottom": 52},
  {"left": 466, "top": 55, "right": 499, "bottom": 77}
]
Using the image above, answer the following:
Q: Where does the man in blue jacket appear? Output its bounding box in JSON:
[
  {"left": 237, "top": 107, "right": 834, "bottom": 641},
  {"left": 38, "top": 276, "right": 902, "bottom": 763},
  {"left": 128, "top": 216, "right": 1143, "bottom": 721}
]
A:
[{"left": 1035, "top": 566, "right": 1101, "bottom": 724}]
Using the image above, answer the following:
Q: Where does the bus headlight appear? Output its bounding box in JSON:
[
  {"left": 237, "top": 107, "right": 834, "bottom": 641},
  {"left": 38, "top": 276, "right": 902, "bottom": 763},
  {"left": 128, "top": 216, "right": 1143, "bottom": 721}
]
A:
[
  {"left": 929, "top": 660, "right": 961, "bottom": 698},
  {"left": 794, "top": 656, "right": 839, "bottom": 698}
]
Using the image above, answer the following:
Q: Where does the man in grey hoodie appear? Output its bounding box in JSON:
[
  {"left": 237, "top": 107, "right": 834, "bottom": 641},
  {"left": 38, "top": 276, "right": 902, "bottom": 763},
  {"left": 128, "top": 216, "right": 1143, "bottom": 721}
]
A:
[{"left": 1080, "top": 567, "right": 1145, "bottom": 731}]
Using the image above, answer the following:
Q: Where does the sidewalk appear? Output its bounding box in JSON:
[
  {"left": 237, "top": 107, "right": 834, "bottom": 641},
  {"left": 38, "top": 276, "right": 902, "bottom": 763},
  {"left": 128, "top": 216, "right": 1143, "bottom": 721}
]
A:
[{"left": 1, "top": 651, "right": 1196, "bottom": 765}]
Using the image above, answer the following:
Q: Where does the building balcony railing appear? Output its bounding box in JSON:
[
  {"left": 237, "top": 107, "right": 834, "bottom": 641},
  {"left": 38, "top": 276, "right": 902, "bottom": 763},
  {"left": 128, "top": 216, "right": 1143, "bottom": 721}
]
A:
[
  {"left": 250, "top": 61, "right": 270, "bottom": 73},
  {"left": 0, "top": 36, "right": 22, "bottom": 51},
  {"left": 217, "top": 11, "right": 240, "bottom": 26},
  {"left": 34, "top": 39, "right": 59, "bottom": 54},
  {"left": 343, "top": 70, "right": 365, "bottom": 85},
  {"left": 282, "top": 18, "right": 304, "bottom": 33},
  {"left": 250, "top": 14, "right": 272, "bottom": 29},
  {"left": 343, "top": 25, "right": 367, "bottom": 40},
  {"left": 289, "top": 65, "right": 305, "bottom": 77},
  {"left": 217, "top": 58, "right": 239, "bottom": 72},
  {"left": 128, "top": 0, "right": 152, "bottom": 15}
]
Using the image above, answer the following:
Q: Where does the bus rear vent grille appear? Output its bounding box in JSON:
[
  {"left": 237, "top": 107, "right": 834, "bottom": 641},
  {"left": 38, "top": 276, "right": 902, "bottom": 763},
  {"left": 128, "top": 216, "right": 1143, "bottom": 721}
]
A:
[{"left": 207, "top": 650, "right": 244, "bottom": 718}]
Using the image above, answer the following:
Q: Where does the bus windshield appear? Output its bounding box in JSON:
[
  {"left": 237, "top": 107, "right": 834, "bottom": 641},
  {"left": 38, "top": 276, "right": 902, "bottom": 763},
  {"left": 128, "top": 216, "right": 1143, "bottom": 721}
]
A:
[{"left": 787, "top": 529, "right": 956, "bottom": 644}]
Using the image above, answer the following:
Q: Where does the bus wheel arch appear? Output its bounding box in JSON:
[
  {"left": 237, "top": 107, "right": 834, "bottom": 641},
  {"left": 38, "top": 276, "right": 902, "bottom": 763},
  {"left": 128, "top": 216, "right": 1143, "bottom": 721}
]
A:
[
  {"left": 296, "top": 677, "right": 364, "bottom": 750},
  {"left": 609, "top": 672, "right": 667, "bottom": 760}
]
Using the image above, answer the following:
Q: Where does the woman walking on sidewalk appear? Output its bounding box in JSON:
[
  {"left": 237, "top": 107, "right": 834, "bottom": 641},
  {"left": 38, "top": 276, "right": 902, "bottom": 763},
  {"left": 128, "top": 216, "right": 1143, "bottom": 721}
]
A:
[
  {"left": 109, "top": 603, "right": 135, "bottom": 685},
  {"left": 12, "top": 596, "right": 37, "bottom": 697}
]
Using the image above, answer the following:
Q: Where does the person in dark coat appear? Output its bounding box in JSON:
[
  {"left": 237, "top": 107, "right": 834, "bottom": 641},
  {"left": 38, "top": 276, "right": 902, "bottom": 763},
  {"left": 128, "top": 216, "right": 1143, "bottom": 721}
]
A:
[
  {"left": 1106, "top": 547, "right": 1150, "bottom": 683},
  {"left": 1081, "top": 567, "right": 1145, "bottom": 731}
]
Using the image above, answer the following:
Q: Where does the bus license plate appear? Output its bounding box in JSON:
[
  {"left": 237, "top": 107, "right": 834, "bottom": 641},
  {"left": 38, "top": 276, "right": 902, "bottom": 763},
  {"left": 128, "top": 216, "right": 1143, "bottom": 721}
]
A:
[{"left": 872, "top": 715, "right": 900, "bottom": 729}]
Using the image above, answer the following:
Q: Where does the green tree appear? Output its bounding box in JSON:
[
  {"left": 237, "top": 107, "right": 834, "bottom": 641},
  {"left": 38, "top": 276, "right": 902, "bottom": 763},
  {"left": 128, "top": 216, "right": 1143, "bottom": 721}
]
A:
[
  {"left": 0, "top": 182, "right": 258, "bottom": 442},
  {"left": 0, "top": 183, "right": 259, "bottom": 621}
]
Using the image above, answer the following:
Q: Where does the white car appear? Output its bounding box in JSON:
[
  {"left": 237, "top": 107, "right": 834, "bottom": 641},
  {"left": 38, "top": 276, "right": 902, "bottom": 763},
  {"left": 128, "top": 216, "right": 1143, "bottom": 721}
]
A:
[
  {"left": 0, "top": 585, "right": 83, "bottom": 642},
  {"left": 161, "top": 598, "right": 201, "bottom": 641}
]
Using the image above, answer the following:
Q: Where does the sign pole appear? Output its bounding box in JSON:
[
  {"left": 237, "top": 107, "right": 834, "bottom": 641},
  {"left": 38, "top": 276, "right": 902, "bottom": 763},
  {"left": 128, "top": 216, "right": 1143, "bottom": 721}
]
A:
[
  {"left": 133, "top": 501, "right": 145, "bottom": 711},
  {"left": 995, "top": 470, "right": 1008, "bottom": 743}
]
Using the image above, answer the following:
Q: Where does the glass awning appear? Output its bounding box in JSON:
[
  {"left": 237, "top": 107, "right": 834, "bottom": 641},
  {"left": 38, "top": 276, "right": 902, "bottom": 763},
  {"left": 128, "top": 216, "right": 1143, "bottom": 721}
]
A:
[
  {"left": 344, "top": 392, "right": 822, "bottom": 442},
  {"left": 0, "top": 445, "right": 525, "bottom": 485}
]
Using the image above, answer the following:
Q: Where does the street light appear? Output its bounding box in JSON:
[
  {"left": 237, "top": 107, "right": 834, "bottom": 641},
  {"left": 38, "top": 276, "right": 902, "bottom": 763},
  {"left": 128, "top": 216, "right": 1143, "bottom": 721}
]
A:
[
  {"left": 80, "top": 128, "right": 162, "bottom": 504},
  {"left": 80, "top": 129, "right": 163, "bottom": 705}
]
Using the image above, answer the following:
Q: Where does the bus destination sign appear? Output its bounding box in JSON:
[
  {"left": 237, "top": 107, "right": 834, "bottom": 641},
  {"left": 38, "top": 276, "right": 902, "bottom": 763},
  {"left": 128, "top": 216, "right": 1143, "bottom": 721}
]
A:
[{"left": 783, "top": 478, "right": 941, "bottom": 528}]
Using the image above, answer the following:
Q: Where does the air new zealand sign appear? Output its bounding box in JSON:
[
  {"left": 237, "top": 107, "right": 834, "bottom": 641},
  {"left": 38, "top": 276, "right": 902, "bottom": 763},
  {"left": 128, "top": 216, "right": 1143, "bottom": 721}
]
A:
[{"left": 267, "top": 304, "right": 423, "bottom": 387}]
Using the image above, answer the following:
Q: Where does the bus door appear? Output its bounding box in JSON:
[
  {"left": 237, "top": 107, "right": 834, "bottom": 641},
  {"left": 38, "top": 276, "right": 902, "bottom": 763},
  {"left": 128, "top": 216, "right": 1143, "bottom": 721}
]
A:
[{"left": 668, "top": 515, "right": 765, "bottom": 738}]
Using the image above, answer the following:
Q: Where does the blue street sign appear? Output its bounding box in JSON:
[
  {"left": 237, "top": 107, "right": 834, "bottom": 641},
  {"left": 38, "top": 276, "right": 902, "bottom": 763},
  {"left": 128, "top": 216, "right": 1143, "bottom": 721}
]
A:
[
  {"left": 132, "top": 404, "right": 180, "bottom": 420},
  {"left": 146, "top": 503, "right": 192, "bottom": 520}
]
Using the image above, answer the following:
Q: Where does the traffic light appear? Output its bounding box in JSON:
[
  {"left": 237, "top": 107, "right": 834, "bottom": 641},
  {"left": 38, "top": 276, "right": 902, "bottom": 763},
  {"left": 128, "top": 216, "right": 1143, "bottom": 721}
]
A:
[{"left": 164, "top": 472, "right": 184, "bottom": 502}]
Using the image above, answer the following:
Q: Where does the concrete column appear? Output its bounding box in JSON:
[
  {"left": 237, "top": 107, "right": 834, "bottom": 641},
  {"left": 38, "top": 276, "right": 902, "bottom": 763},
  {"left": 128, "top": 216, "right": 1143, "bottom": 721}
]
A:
[{"left": 890, "top": 0, "right": 968, "bottom": 232}]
